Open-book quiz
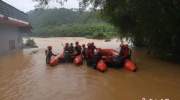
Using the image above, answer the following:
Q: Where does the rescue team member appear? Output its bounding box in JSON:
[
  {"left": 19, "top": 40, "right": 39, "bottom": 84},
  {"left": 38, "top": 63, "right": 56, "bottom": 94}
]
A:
[
  {"left": 86, "top": 43, "right": 98, "bottom": 67},
  {"left": 86, "top": 43, "right": 93, "bottom": 66},
  {"left": 125, "top": 44, "right": 132, "bottom": 59},
  {"left": 91, "top": 48, "right": 102, "bottom": 68},
  {"left": 69, "top": 43, "right": 74, "bottom": 54},
  {"left": 64, "top": 43, "right": 71, "bottom": 62},
  {"left": 119, "top": 44, "right": 132, "bottom": 59},
  {"left": 82, "top": 44, "right": 87, "bottom": 60},
  {"left": 119, "top": 42, "right": 125, "bottom": 56},
  {"left": 69, "top": 43, "right": 75, "bottom": 62},
  {"left": 45, "top": 46, "right": 56, "bottom": 64},
  {"left": 91, "top": 42, "right": 96, "bottom": 52},
  {"left": 74, "top": 42, "right": 82, "bottom": 56}
]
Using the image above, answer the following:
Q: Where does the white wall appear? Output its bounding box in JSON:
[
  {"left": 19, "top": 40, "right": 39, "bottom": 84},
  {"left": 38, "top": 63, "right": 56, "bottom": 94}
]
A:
[{"left": 0, "top": 24, "right": 23, "bottom": 55}]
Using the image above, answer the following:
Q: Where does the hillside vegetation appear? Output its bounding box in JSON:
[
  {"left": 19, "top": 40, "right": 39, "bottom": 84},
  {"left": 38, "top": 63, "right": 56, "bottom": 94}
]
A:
[{"left": 28, "top": 8, "right": 117, "bottom": 38}]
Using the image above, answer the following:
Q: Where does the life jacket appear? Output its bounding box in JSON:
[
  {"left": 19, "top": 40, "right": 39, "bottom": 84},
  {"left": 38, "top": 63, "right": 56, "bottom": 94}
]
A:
[
  {"left": 87, "top": 48, "right": 94, "bottom": 59},
  {"left": 124, "top": 47, "right": 130, "bottom": 57}
]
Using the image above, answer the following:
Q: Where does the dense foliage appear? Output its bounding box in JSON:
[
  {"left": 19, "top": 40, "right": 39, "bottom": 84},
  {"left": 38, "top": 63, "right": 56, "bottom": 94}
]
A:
[
  {"left": 101, "top": 0, "right": 180, "bottom": 61},
  {"left": 28, "top": 8, "right": 117, "bottom": 38}
]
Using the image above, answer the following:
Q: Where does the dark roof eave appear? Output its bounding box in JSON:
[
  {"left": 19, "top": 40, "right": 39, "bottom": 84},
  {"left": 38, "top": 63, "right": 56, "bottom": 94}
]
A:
[{"left": 0, "top": 15, "right": 31, "bottom": 28}]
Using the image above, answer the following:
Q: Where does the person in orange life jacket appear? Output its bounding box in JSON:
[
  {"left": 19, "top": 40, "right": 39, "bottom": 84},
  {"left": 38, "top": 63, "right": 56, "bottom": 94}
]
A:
[
  {"left": 119, "top": 42, "right": 125, "bottom": 56},
  {"left": 45, "top": 46, "right": 56, "bottom": 64},
  {"left": 64, "top": 43, "right": 71, "bottom": 62},
  {"left": 75, "top": 42, "right": 82, "bottom": 56},
  {"left": 87, "top": 42, "right": 96, "bottom": 56},
  {"left": 89, "top": 43, "right": 95, "bottom": 58},
  {"left": 91, "top": 42, "right": 96, "bottom": 51},
  {"left": 82, "top": 44, "right": 87, "bottom": 60},
  {"left": 86, "top": 43, "right": 99, "bottom": 67},
  {"left": 120, "top": 44, "right": 132, "bottom": 59},
  {"left": 86, "top": 43, "right": 94, "bottom": 66},
  {"left": 90, "top": 42, "right": 96, "bottom": 56}
]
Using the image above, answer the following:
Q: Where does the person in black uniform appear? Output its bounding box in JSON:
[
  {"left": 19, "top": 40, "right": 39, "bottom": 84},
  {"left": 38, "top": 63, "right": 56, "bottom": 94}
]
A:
[
  {"left": 64, "top": 43, "right": 71, "bottom": 63},
  {"left": 69, "top": 43, "right": 75, "bottom": 62},
  {"left": 82, "top": 44, "right": 87, "bottom": 60},
  {"left": 74, "top": 42, "right": 82, "bottom": 56},
  {"left": 45, "top": 46, "right": 56, "bottom": 64},
  {"left": 91, "top": 49, "right": 102, "bottom": 69}
]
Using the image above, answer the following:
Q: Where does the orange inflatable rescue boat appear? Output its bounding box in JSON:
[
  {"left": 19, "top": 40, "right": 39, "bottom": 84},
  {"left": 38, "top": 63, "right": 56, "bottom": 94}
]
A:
[
  {"left": 49, "top": 56, "right": 59, "bottom": 66},
  {"left": 124, "top": 59, "right": 137, "bottom": 72},
  {"left": 98, "top": 48, "right": 119, "bottom": 63},
  {"left": 49, "top": 53, "right": 64, "bottom": 66},
  {"left": 73, "top": 55, "right": 83, "bottom": 65},
  {"left": 99, "top": 48, "right": 118, "bottom": 57},
  {"left": 96, "top": 60, "right": 108, "bottom": 72}
]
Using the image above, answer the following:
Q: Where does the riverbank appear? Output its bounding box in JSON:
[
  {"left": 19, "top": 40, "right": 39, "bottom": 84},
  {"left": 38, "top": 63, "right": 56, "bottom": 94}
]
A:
[{"left": 0, "top": 37, "right": 179, "bottom": 100}]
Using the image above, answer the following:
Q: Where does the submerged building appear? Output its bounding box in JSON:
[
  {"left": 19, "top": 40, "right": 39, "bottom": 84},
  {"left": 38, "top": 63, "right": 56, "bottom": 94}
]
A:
[{"left": 0, "top": 0, "right": 31, "bottom": 55}]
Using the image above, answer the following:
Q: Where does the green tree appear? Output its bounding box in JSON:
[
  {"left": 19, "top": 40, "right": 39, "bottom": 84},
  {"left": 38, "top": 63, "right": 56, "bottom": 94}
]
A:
[{"left": 28, "top": 8, "right": 117, "bottom": 38}]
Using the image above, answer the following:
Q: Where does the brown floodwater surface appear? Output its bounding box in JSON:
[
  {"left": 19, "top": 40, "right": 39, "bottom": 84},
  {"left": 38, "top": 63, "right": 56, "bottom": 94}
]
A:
[{"left": 0, "top": 37, "right": 180, "bottom": 100}]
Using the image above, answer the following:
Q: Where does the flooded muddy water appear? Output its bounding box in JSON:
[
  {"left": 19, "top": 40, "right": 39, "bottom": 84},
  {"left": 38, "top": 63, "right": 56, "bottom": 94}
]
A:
[{"left": 0, "top": 37, "right": 180, "bottom": 100}]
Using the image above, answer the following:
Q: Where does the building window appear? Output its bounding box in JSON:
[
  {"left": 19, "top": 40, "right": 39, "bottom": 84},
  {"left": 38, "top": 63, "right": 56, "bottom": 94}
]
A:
[{"left": 9, "top": 40, "right": 16, "bottom": 50}]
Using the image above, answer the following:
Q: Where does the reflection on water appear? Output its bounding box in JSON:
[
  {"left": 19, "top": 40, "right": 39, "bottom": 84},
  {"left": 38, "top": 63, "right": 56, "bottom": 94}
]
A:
[{"left": 0, "top": 37, "right": 180, "bottom": 100}]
